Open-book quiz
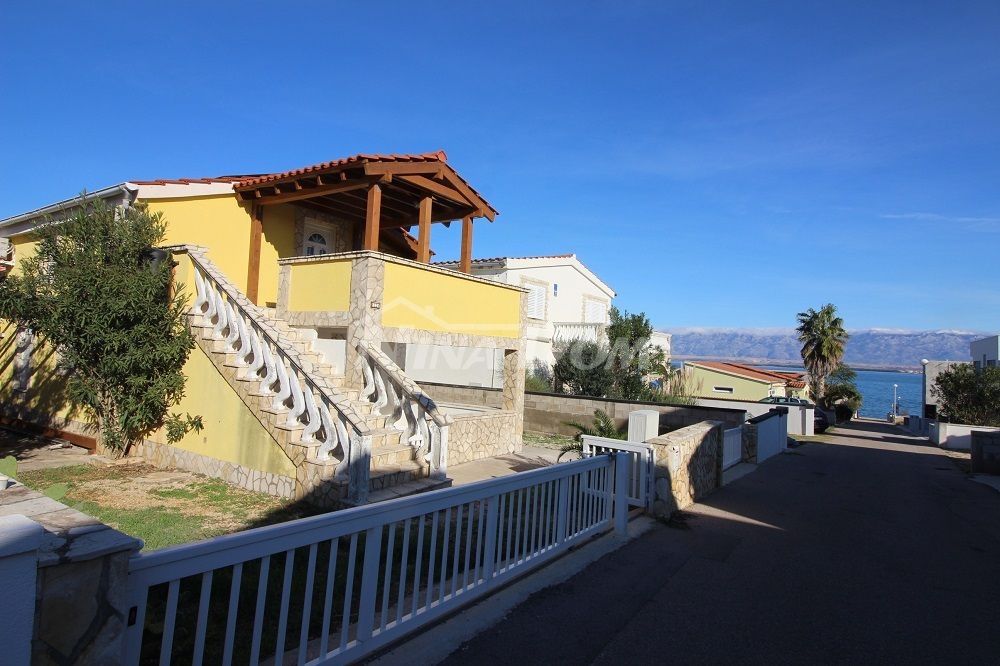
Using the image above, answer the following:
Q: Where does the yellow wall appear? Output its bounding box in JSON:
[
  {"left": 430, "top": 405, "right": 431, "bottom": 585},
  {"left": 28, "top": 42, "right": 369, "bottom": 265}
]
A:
[
  {"left": 382, "top": 263, "right": 521, "bottom": 338},
  {"left": 145, "top": 347, "right": 296, "bottom": 478},
  {"left": 686, "top": 366, "right": 783, "bottom": 401},
  {"left": 259, "top": 204, "right": 297, "bottom": 306},
  {"left": 146, "top": 195, "right": 254, "bottom": 294},
  {"left": 286, "top": 258, "right": 353, "bottom": 312},
  {"left": 0, "top": 322, "right": 79, "bottom": 423}
]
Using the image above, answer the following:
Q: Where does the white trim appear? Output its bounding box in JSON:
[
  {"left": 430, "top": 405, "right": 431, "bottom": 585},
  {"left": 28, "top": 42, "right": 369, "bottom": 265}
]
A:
[{"left": 131, "top": 182, "right": 237, "bottom": 200}]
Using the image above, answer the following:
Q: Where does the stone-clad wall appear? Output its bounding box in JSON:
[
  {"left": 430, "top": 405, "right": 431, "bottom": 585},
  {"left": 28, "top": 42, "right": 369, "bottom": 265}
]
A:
[
  {"left": 524, "top": 393, "right": 743, "bottom": 435},
  {"left": 136, "top": 439, "right": 297, "bottom": 499},
  {"left": 416, "top": 382, "right": 745, "bottom": 436},
  {"left": 0, "top": 477, "right": 142, "bottom": 664},
  {"left": 971, "top": 430, "right": 1000, "bottom": 474},
  {"left": 417, "top": 381, "right": 505, "bottom": 409},
  {"left": 646, "top": 420, "right": 724, "bottom": 518},
  {"left": 449, "top": 412, "right": 519, "bottom": 465}
]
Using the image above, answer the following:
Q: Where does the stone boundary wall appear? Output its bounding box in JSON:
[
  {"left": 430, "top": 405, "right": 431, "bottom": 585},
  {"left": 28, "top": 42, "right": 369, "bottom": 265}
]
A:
[
  {"left": 418, "top": 381, "right": 505, "bottom": 409},
  {"left": 971, "top": 430, "right": 1000, "bottom": 474},
  {"left": 645, "top": 420, "right": 723, "bottom": 518},
  {"left": 416, "top": 382, "right": 745, "bottom": 436},
  {"left": 449, "top": 412, "right": 520, "bottom": 466},
  {"left": 0, "top": 476, "right": 142, "bottom": 663},
  {"left": 135, "top": 440, "right": 297, "bottom": 499}
]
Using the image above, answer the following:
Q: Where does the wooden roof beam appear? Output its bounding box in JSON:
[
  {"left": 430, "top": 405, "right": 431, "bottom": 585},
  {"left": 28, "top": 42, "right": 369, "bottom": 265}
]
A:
[
  {"left": 239, "top": 176, "right": 381, "bottom": 205},
  {"left": 397, "top": 174, "right": 471, "bottom": 206}
]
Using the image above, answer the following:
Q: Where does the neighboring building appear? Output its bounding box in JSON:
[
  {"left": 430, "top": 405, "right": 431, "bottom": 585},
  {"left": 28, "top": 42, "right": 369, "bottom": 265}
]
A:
[
  {"left": 971, "top": 335, "right": 1000, "bottom": 370},
  {"left": 683, "top": 361, "right": 809, "bottom": 402},
  {"left": 423, "top": 254, "right": 671, "bottom": 386},
  {"left": 0, "top": 151, "right": 526, "bottom": 506}
]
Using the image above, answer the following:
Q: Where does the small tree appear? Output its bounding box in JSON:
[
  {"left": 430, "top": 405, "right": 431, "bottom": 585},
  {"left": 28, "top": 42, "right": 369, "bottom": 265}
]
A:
[
  {"left": 606, "top": 306, "right": 665, "bottom": 400},
  {"left": 825, "top": 363, "right": 862, "bottom": 422},
  {"left": 0, "top": 198, "right": 200, "bottom": 455},
  {"left": 932, "top": 363, "right": 1000, "bottom": 427},
  {"left": 553, "top": 340, "right": 613, "bottom": 396}
]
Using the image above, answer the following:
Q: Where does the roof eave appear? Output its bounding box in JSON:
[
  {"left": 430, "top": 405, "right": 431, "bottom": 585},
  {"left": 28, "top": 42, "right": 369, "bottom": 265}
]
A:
[{"left": 0, "top": 183, "right": 138, "bottom": 236}]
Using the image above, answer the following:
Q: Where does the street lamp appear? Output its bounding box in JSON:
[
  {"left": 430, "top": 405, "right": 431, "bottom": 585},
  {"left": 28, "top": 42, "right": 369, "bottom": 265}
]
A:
[{"left": 892, "top": 383, "right": 899, "bottom": 419}]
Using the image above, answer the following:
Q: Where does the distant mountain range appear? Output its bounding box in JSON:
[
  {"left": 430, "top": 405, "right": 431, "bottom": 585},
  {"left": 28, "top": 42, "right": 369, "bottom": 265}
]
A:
[{"left": 664, "top": 328, "right": 988, "bottom": 370}]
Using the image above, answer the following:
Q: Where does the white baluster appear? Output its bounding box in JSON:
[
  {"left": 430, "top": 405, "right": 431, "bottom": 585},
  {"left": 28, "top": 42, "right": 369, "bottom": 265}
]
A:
[
  {"left": 317, "top": 401, "right": 335, "bottom": 460},
  {"left": 203, "top": 280, "right": 218, "bottom": 322},
  {"left": 192, "top": 268, "right": 209, "bottom": 313},
  {"left": 259, "top": 342, "right": 278, "bottom": 393},
  {"left": 334, "top": 415, "right": 351, "bottom": 478},
  {"left": 387, "top": 381, "right": 407, "bottom": 430},
  {"left": 360, "top": 353, "right": 376, "bottom": 401},
  {"left": 211, "top": 290, "right": 228, "bottom": 338},
  {"left": 224, "top": 301, "right": 241, "bottom": 350},
  {"left": 273, "top": 357, "right": 293, "bottom": 410},
  {"left": 233, "top": 312, "right": 251, "bottom": 365},
  {"left": 243, "top": 327, "right": 265, "bottom": 380},
  {"left": 301, "top": 386, "right": 321, "bottom": 442},
  {"left": 373, "top": 367, "right": 388, "bottom": 410},
  {"left": 285, "top": 370, "right": 306, "bottom": 427}
]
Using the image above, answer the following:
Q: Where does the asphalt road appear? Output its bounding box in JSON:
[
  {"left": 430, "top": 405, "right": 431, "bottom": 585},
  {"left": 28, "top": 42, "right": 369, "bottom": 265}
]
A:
[{"left": 439, "top": 420, "right": 1000, "bottom": 665}]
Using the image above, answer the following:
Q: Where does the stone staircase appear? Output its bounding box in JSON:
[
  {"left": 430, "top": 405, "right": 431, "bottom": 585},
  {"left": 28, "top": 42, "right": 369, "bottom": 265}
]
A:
[{"left": 180, "top": 246, "right": 450, "bottom": 506}]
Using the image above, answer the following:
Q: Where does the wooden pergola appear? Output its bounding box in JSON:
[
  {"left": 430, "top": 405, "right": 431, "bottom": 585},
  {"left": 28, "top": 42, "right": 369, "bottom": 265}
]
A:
[{"left": 234, "top": 152, "right": 497, "bottom": 300}]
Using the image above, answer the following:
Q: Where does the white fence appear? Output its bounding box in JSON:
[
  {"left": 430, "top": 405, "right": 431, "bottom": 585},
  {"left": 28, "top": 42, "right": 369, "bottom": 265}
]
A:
[
  {"left": 581, "top": 436, "right": 653, "bottom": 509},
  {"left": 122, "top": 454, "right": 629, "bottom": 665},
  {"left": 722, "top": 427, "right": 743, "bottom": 470}
]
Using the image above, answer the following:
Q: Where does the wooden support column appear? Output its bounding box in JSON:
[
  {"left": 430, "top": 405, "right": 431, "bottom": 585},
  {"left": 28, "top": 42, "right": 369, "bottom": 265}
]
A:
[
  {"left": 364, "top": 184, "right": 382, "bottom": 251},
  {"left": 460, "top": 216, "right": 473, "bottom": 274},
  {"left": 417, "top": 196, "right": 432, "bottom": 263},
  {"left": 246, "top": 204, "right": 263, "bottom": 304}
]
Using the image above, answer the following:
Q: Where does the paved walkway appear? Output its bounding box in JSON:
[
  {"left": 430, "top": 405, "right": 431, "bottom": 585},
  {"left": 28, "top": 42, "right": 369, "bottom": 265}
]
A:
[{"left": 428, "top": 420, "right": 1000, "bottom": 664}]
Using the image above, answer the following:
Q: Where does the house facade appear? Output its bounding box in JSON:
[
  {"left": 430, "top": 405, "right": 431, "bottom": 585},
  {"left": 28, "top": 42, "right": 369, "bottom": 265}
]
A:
[
  {"left": 971, "top": 335, "right": 1000, "bottom": 370},
  {"left": 416, "top": 254, "right": 670, "bottom": 386},
  {"left": 683, "top": 361, "right": 809, "bottom": 402},
  {"left": 0, "top": 152, "right": 526, "bottom": 506}
]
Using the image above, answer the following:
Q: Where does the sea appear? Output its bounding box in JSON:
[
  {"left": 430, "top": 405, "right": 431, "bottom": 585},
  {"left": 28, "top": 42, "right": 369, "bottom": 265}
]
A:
[{"left": 755, "top": 365, "right": 922, "bottom": 419}]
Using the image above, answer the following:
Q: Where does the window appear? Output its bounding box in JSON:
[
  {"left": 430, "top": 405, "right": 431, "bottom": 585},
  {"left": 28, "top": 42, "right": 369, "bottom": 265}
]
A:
[
  {"left": 553, "top": 283, "right": 559, "bottom": 297},
  {"left": 583, "top": 298, "right": 607, "bottom": 324},
  {"left": 712, "top": 386, "right": 734, "bottom": 394},
  {"left": 526, "top": 283, "right": 546, "bottom": 319},
  {"left": 306, "top": 232, "right": 329, "bottom": 256}
]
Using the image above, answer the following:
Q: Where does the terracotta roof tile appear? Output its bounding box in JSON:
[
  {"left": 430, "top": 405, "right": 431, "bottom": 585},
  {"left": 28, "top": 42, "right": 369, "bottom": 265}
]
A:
[
  {"left": 235, "top": 151, "right": 449, "bottom": 188},
  {"left": 691, "top": 361, "right": 806, "bottom": 386},
  {"left": 129, "top": 177, "right": 254, "bottom": 185}
]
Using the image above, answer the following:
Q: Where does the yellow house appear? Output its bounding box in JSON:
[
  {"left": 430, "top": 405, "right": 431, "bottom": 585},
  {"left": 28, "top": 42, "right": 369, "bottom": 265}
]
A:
[
  {"left": 684, "top": 361, "right": 810, "bottom": 402},
  {"left": 0, "top": 152, "right": 526, "bottom": 506}
]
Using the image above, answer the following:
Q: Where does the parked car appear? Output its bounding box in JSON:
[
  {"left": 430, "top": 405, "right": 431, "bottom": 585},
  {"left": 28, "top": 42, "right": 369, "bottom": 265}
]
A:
[
  {"left": 814, "top": 409, "right": 830, "bottom": 433},
  {"left": 758, "top": 396, "right": 812, "bottom": 406}
]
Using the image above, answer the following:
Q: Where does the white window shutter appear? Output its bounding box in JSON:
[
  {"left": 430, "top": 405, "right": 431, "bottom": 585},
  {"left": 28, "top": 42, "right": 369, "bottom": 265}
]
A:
[
  {"left": 526, "top": 284, "right": 546, "bottom": 319},
  {"left": 584, "top": 299, "right": 606, "bottom": 323}
]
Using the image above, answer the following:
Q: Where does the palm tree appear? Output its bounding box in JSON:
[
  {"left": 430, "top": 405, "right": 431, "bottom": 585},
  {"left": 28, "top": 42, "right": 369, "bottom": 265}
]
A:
[{"left": 796, "top": 303, "right": 849, "bottom": 406}]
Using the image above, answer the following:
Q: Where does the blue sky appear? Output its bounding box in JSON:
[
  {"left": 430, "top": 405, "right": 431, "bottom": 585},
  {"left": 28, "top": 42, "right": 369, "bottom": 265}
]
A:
[{"left": 3, "top": 1, "right": 999, "bottom": 333}]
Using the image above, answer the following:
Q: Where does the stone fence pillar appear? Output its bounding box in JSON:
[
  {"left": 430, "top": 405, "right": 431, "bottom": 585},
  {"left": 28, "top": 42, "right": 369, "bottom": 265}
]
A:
[
  {"left": 0, "top": 476, "right": 142, "bottom": 664},
  {"left": 0, "top": 513, "right": 47, "bottom": 665}
]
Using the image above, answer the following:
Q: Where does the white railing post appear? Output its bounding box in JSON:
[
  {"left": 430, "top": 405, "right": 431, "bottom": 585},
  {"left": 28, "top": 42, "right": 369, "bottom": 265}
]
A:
[
  {"left": 613, "top": 453, "right": 629, "bottom": 536},
  {"left": 356, "top": 526, "right": 384, "bottom": 642},
  {"left": 556, "top": 477, "right": 569, "bottom": 543},
  {"left": 482, "top": 494, "right": 500, "bottom": 585}
]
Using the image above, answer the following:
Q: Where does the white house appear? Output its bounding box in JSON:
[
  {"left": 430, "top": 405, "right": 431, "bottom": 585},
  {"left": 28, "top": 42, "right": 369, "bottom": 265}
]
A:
[
  {"left": 401, "top": 254, "right": 670, "bottom": 388},
  {"left": 971, "top": 334, "right": 1000, "bottom": 370}
]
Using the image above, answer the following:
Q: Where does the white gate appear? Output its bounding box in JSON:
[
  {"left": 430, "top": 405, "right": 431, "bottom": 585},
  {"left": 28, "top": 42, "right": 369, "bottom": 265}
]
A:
[
  {"left": 722, "top": 427, "right": 743, "bottom": 470},
  {"left": 581, "top": 436, "right": 654, "bottom": 509}
]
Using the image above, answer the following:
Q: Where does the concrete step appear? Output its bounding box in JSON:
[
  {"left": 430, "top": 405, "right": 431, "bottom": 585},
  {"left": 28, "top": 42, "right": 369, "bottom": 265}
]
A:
[{"left": 371, "top": 440, "right": 420, "bottom": 467}]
